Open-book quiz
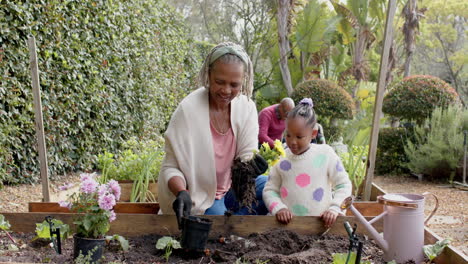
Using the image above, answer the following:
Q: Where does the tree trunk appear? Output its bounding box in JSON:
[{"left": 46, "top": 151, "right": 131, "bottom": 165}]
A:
[
  {"left": 403, "top": 0, "right": 417, "bottom": 77},
  {"left": 277, "top": 0, "right": 294, "bottom": 95}
]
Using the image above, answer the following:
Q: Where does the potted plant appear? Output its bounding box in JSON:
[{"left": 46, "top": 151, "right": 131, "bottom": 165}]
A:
[{"left": 59, "top": 172, "right": 121, "bottom": 262}]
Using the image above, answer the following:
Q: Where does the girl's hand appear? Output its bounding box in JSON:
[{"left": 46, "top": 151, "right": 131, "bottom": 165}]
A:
[
  {"left": 320, "top": 209, "right": 339, "bottom": 228},
  {"left": 276, "top": 208, "right": 293, "bottom": 224}
]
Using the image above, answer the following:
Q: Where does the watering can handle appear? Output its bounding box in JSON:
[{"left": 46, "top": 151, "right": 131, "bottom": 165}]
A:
[{"left": 422, "top": 192, "right": 439, "bottom": 225}]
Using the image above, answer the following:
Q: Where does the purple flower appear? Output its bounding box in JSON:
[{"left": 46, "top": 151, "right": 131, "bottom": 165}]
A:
[
  {"left": 59, "top": 183, "right": 74, "bottom": 191},
  {"left": 99, "top": 194, "right": 116, "bottom": 211},
  {"left": 58, "top": 201, "right": 72, "bottom": 209},
  {"left": 81, "top": 178, "right": 98, "bottom": 194},
  {"left": 98, "top": 184, "right": 108, "bottom": 197},
  {"left": 108, "top": 180, "right": 121, "bottom": 201},
  {"left": 109, "top": 210, "right": 116, "bottom": 222},
  {"left": 80, "top": 172, "right": 96, "bottom": 182}
]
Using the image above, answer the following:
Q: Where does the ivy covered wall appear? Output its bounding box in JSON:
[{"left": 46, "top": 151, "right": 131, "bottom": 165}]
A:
[{"left": 0, "top": 0, "right": 201, "bottom": 183}]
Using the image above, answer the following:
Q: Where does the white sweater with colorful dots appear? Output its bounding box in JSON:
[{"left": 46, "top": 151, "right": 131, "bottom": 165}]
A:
[{"left": 263, "top": 144, "right": 352, "bottom": 216}]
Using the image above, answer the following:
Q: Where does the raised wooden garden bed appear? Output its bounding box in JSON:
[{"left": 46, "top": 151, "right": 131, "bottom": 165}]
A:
[{"left": 1, "top": 183, "right": 466, "bottom": 263}]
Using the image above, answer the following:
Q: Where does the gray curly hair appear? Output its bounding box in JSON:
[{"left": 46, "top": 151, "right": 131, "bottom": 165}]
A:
[{"left": 198, "top": 42, "right": 254, "bottom": 99}]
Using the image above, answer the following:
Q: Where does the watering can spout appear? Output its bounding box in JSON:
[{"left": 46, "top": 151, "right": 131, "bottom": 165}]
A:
[{"left": 341, "top": 197, "right": 389, "bottom": 253}]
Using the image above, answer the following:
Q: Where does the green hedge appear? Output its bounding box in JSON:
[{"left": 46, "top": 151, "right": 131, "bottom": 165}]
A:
[
  {"left": 292, "top": 79, "right": 354, "bottom": 120},
  {"left": 0, "top": 0, "right": 200, "bottom": 184},
  {"left": 375, "top": 127, "right": 414, "bottom": 175},
  {"left": 383, "top": 75, "right": 460, "bottom": 122}
]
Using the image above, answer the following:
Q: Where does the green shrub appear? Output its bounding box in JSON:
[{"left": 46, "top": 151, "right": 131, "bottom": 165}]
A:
[
  {"left": 404, "top": 105, "right": 467, "bottom": 180},
  {"left": 376, "top": 127, "right": 414, "bottom": 175},
  {"left": 97, "top": 137, "right": 165, "bottom": 182},
  {"left": 292, "top": 79, "right": 354, "bottom": 120},
  {"left": 383, "top": 75, "right": 460, "bottom": 123},
  {"left": 0, "top": 0, "right": 200, "bottom": 184}
]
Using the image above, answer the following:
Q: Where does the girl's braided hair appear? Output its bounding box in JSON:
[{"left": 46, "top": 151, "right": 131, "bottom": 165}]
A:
[{"left": 288, "top": 98, "right": 317, "bottom": 128}]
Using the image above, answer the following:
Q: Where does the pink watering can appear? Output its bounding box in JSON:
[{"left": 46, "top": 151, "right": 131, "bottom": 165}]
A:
[{"left": 341, "top": 192, "right": 439, "bottom": 263}]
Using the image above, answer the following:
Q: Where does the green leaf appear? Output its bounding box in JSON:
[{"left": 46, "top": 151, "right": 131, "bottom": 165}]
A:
[
  {"left": 0, "top": 215, "right": 11, "bottom": 231},
  {"left": 337, "top": 19, "right": 355, "bottom": 45},
  {"left": 423, "top": 238, "right": 451, "bottom": 261},
  {"left": 35, "top": 219, "right": 70, "bottom": 240},
  {"left": 156, "top": 236, "right": 172, "bottom": 249},
  {"left": 8, "top": 244, "right": 19, "bottom": 251},
  {"left": 296, "top": 0, "right": 328, "bottom": 53},
  {"left": 106, "top": 234, "right": 130, "bottom": 252},
  {"left": 156, "top": 236, "right": 180, "bottom": 250},
  {"left": 83, "top": 218, "right": 92, "bottom": 231}
]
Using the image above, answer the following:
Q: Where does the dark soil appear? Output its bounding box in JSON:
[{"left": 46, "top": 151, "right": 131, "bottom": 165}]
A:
[{"left": 0, "top": 229, "right": 407, "bottom": 263}]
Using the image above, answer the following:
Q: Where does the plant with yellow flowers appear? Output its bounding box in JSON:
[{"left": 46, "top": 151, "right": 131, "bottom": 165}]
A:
[{"left": 255, "top": 140, "right": 286, "bottom": 174}]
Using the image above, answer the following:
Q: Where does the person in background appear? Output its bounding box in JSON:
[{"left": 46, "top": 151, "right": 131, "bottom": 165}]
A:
[
  {"left": 158, "top": 42, "right": 268, "bottom": 228},
  {"left": 263, "top": 98, "right": 351, "bottom": 228},
  {"left": 311, "top": 123, "right": 326, "bottom": 144},
  {"left": 258, "top": 98, "right": 295, "bottom": 148}
]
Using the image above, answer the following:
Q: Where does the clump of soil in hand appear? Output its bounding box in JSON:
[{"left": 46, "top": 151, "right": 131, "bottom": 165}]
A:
[{"left": 231, "top": 158, "right": 257, "bottom": 210}]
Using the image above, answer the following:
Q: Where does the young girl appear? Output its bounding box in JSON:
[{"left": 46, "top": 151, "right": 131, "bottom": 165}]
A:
[{"left": 262, "top": 98, "right": 352, "bottom": 228}]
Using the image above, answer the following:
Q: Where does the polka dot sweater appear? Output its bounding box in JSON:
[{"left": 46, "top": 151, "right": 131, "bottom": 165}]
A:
[{"left": 263, "top": 144, "right": 352, "bottom": 216}]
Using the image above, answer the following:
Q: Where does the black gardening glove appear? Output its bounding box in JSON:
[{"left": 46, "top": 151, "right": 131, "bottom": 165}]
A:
[
  {"left": 249, "top": 154, "right": 268, "bottom": 176},
  {"left": 172, "top": 190, "right": 192, "bottom": 230}
]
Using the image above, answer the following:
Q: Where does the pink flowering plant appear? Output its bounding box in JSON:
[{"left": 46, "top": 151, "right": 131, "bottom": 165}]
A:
[{"left": 59, "top": 173, "right": 121, "bottom": 238}]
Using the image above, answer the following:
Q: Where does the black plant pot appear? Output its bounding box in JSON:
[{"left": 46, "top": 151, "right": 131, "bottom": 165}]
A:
[
  {"left": 181, "top": 216, "right": 212, "bottom": 250},
  {"left": 73, "top": 234, "right": 106, "bottom": 263}
]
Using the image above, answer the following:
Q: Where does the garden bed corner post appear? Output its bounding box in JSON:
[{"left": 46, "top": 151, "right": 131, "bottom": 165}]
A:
[
  {"left": 362, "top": 0, "right": 397, "bottom": 201},
  {"left": 27, "top": 35, "right": 50, "bottom": 202}
]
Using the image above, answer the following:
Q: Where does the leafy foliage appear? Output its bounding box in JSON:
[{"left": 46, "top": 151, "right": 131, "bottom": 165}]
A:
[
  {"left": 423, "top": 238, "right": 451, "bottom": 261},
  {"left": 0, "top": 214, "right": 11, "bottom": 231},
  {"left": 292, "top": 79, "right": 355, "bottom": 120},
  {"left": 404, "top": 105, "right": 468, "bottom": 180},
  {"left": 339, "top": 145, "right": 368, "bottom": 197},
  {"left": 35, "top": 219, "right": 70, "bottom": 240},
  {"left": 97, "top": 137, "right": 165, "bottom": 182},
  {"left": 0, "top": 0, "right": 200, "bottom": 184},
  {"left": 105, "top": 234, "right": 129, "bottom": 252},
  {"left": 97, "top": 137, "right": 164, "bottom": 202},
  {"left": 376, "top": 127, "right": 414, "bottom": 175},
  {"left": 156, "top": 236, "right": 181, "bottom": 262},
  {"left": 383, "top": 75, "right": 460, "bottom": 123}
]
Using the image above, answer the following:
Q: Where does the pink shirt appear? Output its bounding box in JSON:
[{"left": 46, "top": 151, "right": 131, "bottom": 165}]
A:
[
  {"left": 210, "top": 121, "right": 236, "bottom": 199},
  {"left": 258, "top": 104, "right": 285, "bottom": 148}
]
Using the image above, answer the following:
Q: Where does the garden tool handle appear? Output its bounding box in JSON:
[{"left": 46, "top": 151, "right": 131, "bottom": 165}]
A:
[{"left": 422, "top": 192, "right": 439, "bottom": 225}]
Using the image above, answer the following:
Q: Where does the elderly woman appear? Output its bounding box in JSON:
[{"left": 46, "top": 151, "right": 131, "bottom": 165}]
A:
[{"left": 158, "top": 42, "right": 268, "bottom": 225}]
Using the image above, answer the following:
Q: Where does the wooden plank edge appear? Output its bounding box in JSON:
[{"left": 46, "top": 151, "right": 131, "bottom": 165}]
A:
[
  {"left": 1, "top": 212, "right": 382, "bottom": 238},
  {"left": 28, "top": 202, "right": 159, "bottom": 214},
  {"left": 425, "top": 227, "right": 468, "bottom": 264},
  {"left": 370, "top": 182, "right": 386, "bottom": 201}
]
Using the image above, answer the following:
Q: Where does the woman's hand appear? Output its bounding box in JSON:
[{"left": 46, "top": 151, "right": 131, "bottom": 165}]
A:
[
  {"left": 276, "top": 208, "right": 293, "bottom": 224},
  {"left": 320, "top": 209, "right": 339, "bottom": 228}
]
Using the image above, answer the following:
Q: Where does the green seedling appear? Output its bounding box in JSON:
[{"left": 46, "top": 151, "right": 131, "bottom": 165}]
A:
[
  {"left": 423, "top": 238, "right": 451, "bottom": 261},
  {"left": 34, "top": 219, "right": 70, "bottom": 241},
  {"left": 156, "top": 236, "right": 181, "bottom": 262},
  {"left": 105, "top": 234, "right": 129, "bottom": 252},
  {"left": 0, "top": 214, "right": 15, "bottom": 244}
]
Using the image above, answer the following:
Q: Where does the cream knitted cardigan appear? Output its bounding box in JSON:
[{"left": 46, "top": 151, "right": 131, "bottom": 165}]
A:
[{"left": 158, "top": 87, "right": 258, "bottom": 215}]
